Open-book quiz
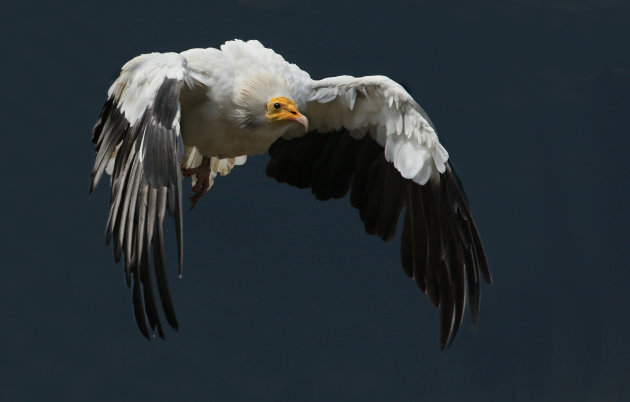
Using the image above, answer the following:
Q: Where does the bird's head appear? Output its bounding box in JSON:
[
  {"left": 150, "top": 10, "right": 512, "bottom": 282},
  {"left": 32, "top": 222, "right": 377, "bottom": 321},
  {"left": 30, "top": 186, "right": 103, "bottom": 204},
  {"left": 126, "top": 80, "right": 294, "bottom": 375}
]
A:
[
  {"left": 232, "top": 71, "right": 308, "bottom": 133},
  {"left": 264, "top": 97, "right": 308, "bottom": 131}
]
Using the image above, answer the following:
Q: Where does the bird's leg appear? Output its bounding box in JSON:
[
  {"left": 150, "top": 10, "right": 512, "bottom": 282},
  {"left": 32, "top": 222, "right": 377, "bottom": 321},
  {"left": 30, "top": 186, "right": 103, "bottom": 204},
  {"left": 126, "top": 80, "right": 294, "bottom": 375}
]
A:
[{"left": 182, "top": 156, "right": 212, "bottom": 209}]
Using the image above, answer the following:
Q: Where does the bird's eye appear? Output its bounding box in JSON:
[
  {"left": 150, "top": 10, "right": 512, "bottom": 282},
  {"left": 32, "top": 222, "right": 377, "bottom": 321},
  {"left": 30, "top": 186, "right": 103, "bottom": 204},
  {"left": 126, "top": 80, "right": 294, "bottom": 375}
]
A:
[{"left": 273, "top": 102, "right": 281, "bottom": 110}]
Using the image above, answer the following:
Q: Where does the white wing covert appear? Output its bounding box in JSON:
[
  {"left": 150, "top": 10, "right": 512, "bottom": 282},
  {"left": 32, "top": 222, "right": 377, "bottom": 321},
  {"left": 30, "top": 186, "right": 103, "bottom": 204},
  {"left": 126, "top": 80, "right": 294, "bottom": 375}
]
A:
[
  {"left": 306, "top": 76, "right": 449, "bottom": 185},
  {"left": 90, "top": 53, "right": 191, "bottom": 338},
  {"left": 268, "top": 75, "right": 491, "bottom": 348}
]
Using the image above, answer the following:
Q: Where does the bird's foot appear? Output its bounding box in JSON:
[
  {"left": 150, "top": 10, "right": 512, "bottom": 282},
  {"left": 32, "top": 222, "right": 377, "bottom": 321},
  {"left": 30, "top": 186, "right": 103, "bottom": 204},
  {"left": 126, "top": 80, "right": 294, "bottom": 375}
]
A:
[{"left": 182, "top": 159, "right": 211, "bottom": 209}]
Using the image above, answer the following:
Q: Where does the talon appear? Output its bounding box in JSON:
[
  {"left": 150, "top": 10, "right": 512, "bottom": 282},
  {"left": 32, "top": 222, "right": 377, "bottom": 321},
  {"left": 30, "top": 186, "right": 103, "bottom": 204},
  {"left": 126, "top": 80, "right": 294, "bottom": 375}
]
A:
[
  {"left": 181, "top": 157, "right": 212, "bottom": 208},
  {"left": 189, "top": 192, "right": 205, "bottom": 209},
  {"left": 192, "top": 179, "right": 207, "bottom": 193},
  {"left": 182, "top": 167, "right": 197, "bottom": 178}
]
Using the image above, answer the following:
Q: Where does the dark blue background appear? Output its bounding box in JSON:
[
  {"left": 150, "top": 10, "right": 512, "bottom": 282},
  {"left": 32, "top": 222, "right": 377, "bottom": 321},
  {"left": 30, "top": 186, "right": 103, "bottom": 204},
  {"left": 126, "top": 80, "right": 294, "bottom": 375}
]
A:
[{"left": 2, "top": 1, "right": 629, "bottom": 400}]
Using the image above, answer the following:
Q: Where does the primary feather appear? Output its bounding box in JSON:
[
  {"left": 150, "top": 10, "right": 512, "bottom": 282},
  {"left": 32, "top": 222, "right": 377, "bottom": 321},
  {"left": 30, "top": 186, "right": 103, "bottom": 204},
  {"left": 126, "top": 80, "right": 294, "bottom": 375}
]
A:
[{"left": 90, "top": 39, "right": 491, "bottom": 348}]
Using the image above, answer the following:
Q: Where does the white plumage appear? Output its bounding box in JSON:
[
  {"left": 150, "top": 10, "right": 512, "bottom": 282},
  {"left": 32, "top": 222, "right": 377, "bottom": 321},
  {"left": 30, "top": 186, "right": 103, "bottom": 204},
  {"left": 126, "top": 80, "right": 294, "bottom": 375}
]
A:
[{"left": 90, "top": 39, "right": 491, "bottom": 348}]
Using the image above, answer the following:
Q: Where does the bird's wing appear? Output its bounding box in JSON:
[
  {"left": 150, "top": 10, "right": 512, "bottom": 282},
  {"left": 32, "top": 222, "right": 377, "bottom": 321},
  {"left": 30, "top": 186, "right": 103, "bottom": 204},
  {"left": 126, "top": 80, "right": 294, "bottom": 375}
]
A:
[
  {"left": 267, "top": 76, "right": 491, "bottom": 348},
  {"left": 90, "top": 52, "right": 196, "bottom": 339}
]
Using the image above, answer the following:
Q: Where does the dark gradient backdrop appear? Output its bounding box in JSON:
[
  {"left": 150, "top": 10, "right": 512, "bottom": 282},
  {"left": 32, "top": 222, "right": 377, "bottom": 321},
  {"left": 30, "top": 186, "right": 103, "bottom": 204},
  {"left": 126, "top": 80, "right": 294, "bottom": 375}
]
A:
[{"left": 2, "top": 1, "right": 629, "bottom": 401}]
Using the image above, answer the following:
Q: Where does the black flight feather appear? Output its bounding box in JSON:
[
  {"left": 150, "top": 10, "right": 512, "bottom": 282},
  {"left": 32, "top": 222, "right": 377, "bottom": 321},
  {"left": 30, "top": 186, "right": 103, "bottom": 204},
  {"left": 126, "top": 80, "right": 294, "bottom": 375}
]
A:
[
  {"left": 267, "top": 131, "right": 490, "bottom": 348},
  {"left": 91, "top": 78, "right": 185, "bottom": 339}
]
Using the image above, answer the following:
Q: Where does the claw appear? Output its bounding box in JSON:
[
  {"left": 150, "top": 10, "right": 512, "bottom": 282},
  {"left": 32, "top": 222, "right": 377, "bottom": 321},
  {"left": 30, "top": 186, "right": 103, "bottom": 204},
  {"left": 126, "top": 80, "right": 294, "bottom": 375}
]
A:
[
  {"left": 189, "top": 175, "right": 210, "bottom": 209},
  {"left": 189, "top": 192, "right": 205, "bottom": 209},
  {"left": 192, "top": 179, "right": 206, "bottom": 193},
  {"left": 181, "top": 157, "right": 212, "bottom": 209},
  {"left": 181, "top": 168, "right": 196, "bottom": 177}
]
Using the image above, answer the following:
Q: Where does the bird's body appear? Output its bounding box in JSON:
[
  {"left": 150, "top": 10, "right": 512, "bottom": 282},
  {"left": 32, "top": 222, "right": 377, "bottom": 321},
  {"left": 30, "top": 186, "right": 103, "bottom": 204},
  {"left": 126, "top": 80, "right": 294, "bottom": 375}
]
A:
[
  {"left": 178, "top": 45, "right": 308, "bottom": 157},
  {"left": 91, "top": 39, "right": 491, "bottom": 348}
]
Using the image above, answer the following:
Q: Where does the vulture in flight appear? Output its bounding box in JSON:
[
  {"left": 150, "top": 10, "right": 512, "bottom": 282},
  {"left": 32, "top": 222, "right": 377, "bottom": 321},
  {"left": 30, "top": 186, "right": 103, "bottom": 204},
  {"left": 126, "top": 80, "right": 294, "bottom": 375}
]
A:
[{"left": 90, "top": 39, "right": 491, "bottom": 348}]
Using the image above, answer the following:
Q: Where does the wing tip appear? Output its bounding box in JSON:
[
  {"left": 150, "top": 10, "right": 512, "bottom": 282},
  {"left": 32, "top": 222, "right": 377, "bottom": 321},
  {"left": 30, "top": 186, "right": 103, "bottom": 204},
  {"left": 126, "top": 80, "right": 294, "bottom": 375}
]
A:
[
  {"left": 92, "top": 62, "right": 191, "bottom": 341},
  {"left": 266, "top": 127, "right": 491, "bottom": 349}
]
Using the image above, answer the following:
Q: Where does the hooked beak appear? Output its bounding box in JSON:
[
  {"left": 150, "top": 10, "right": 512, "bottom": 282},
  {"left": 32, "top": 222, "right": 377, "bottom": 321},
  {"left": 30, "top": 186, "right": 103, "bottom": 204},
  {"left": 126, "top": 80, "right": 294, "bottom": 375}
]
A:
[{"left": 291, "top": 113, "right": 309, "bottom": 132}]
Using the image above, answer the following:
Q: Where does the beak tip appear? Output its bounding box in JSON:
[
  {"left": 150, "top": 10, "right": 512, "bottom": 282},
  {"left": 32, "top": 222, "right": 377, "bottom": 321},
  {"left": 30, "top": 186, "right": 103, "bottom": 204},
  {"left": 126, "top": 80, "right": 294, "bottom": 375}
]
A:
[
  {"left": 296, "top": 114, "right": 309, "bottom": 132},
  {"left": 303, "top": 117, "right": 309, "bottom": 132}
]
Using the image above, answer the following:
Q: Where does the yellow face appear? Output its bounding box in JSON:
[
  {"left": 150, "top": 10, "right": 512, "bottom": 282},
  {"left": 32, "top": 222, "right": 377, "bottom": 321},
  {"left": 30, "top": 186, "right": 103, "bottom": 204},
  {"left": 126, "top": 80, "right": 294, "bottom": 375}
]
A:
[{"left": 265, "top": 97, "right": 308, "bottom": 131}]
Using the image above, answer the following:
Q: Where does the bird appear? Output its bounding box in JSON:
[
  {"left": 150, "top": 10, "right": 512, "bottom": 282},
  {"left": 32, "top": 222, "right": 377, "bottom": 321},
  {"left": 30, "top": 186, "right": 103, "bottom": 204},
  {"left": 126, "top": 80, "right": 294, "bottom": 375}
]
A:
[{"left": 90, "top": 39, "right": 491, "bottom": 348}]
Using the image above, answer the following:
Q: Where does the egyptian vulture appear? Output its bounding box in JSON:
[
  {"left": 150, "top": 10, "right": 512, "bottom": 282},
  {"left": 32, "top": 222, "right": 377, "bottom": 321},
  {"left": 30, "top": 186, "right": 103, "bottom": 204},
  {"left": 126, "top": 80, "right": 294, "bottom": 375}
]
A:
[{"left": 90, "top": 39, "right": 491, "bottom": 348}]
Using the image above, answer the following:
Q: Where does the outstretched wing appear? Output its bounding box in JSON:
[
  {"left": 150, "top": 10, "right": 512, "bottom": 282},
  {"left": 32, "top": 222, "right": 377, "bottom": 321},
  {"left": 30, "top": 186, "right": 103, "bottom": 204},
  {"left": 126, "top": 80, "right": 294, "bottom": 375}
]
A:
[
  {"left": 90, "top": 52, "right": 192, "bottom": 339},
  {"left": 267, "top": 76, "right": 491, "bottom": 348}
]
